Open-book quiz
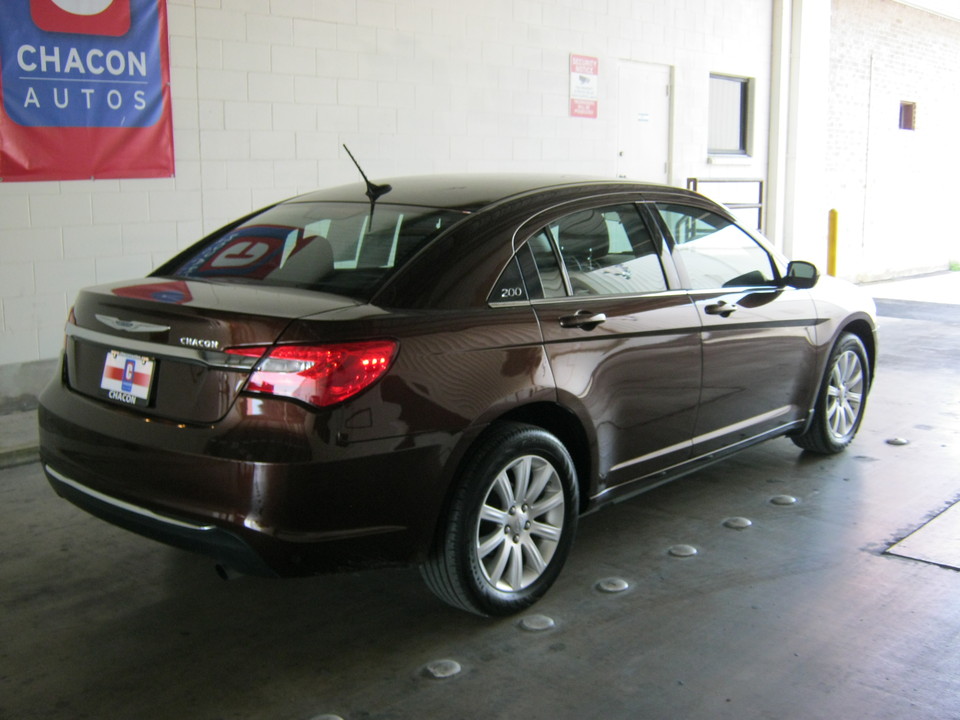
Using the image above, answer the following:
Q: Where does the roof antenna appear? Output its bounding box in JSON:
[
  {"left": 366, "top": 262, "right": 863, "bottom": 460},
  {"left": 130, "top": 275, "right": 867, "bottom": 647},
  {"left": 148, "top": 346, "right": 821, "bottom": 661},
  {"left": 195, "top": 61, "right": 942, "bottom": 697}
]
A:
[{"left": 342, "top": 144, "right": 392, "bottom": 215}]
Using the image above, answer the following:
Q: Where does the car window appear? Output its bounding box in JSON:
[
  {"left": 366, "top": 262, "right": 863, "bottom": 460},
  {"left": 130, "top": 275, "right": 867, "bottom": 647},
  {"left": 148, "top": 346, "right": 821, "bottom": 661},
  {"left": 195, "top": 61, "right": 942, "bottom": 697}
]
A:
[
  {"left": 162, "top": 202, "right": 466, "bottom": 300},
  {"left": 551, "top": 205, "right": 667, "bottom": 296},
  {"left": 495, "top": 205, "right": 669, "bottom": 304},
  {"left": 655, "top": 203, "right": 776, "bottom": 290},
  {"left": 525, "top": 230, "right": 567, "bottom": 299}
]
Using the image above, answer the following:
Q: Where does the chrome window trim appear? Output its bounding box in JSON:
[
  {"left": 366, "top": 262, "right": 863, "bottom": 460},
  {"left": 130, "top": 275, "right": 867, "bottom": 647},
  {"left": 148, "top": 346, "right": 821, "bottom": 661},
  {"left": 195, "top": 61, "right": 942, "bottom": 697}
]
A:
[
  {"left": 527, "top": 289, "right": 690, "bottom": 307},
  {"left": 487, "top": 289, "right": 690, "bottom": 310}
]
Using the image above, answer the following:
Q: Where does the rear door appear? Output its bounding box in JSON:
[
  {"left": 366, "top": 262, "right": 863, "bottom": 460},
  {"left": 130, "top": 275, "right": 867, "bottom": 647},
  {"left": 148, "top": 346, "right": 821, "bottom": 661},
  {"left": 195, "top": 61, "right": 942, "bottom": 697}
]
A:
[
  {"left": 651, "top": 201, "right": 820, "bottom": 455},
  {"left": 509, "top": 201, "right": 702, "bottom": 500}
]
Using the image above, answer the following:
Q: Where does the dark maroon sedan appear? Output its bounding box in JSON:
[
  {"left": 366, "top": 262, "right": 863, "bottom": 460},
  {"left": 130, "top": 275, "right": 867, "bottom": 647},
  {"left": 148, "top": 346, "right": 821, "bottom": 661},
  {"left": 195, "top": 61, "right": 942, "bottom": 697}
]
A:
[{"left": 39, "top": 175, "right": 877, "bottom": 615}]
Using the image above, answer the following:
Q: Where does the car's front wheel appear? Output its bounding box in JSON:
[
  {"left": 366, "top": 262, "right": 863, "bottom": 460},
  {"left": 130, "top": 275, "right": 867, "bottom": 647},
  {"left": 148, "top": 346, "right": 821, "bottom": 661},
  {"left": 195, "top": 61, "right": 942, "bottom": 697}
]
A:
[
  {"left": 792, "top": 332, "right": 870, "bottom": 454},
  {"left": 421, "top": 422, "right": 579, "bottom": 616}
]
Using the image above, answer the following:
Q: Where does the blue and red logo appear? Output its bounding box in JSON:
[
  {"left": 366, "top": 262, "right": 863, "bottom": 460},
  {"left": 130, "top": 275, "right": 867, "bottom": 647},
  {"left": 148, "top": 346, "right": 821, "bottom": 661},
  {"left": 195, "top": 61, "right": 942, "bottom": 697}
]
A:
[
  {"left": 31, "top": 0, "right": 132, "bottom": 37},
  {"left": 121, "top": 357, "right": 136, "bottom": 392},
  {"left": 0, "top": 0, "right": 174, "bottom": 181},
  {"left": 2, "top": 0, "right": 162, "bottom": 128}
]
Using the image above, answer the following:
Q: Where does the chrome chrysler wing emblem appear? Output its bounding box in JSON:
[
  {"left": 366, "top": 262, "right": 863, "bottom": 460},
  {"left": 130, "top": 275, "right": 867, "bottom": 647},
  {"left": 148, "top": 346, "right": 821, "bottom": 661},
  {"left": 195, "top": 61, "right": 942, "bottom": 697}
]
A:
[{"left": 95, "top": 314, "right": 171, "bottom": 333}]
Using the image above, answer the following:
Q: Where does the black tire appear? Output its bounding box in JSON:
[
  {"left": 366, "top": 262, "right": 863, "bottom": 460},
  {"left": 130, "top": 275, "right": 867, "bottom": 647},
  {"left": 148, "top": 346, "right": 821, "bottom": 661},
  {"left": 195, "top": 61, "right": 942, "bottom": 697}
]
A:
[
  {"left": 792, "top": 332, "right": 870, "bottom": 455},
  {"left": 420, "top": 422, "right": 579, "bottom": 616}
]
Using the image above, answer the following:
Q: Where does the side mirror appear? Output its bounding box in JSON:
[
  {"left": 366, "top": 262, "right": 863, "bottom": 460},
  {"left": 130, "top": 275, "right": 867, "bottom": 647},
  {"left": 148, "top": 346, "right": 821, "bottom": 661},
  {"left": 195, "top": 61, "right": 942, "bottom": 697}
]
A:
[{"left": 783, "top": 260, "right": 819, "bottom": 289}]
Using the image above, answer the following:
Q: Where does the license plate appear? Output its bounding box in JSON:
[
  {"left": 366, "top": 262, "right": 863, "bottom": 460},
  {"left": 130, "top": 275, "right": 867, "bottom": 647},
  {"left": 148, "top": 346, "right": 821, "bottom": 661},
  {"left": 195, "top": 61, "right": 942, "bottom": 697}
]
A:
[{"left": 100, "top": 350, "right": 155, "bottom": 406}]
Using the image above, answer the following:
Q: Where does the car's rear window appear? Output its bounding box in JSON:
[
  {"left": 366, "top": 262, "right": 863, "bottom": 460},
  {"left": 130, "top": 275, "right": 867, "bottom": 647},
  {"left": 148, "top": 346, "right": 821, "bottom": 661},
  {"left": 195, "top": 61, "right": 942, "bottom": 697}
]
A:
[{"left": 163, "top": 202, "right": 467, "bottom": 300}]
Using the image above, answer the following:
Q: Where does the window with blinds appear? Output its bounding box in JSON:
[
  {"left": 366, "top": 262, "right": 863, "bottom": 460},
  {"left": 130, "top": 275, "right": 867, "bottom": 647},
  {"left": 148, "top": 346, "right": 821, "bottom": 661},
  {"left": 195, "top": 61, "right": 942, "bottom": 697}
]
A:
[{"left": 708, "top": 74, "right": 750, "bottom": 155}]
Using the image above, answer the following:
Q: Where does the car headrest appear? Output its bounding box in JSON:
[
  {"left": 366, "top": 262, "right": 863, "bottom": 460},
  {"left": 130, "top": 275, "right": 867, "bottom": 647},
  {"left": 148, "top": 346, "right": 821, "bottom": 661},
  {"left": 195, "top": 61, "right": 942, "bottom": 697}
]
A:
[{"left": 558, "top": 211, "right": 609, "bottom": 262}]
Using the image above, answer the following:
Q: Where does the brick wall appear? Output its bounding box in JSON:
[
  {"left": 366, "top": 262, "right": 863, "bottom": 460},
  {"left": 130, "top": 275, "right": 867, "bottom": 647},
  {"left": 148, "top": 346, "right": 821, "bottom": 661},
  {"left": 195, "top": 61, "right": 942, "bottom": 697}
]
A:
[{"left": 829, "top": 0, "right": 960, "bottom": 280}]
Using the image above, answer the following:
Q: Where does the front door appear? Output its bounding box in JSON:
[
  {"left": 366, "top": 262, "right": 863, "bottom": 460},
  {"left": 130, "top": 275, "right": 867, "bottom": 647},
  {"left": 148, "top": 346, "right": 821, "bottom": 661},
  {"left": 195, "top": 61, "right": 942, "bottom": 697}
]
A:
[{"left": 653, "top": 202, "right": 820, "bottom": 456}]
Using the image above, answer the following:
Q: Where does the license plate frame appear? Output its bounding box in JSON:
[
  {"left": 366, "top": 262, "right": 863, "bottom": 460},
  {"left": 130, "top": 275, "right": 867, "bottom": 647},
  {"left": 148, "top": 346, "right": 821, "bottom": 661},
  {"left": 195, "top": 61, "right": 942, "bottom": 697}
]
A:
[{"left": 99, "top": 350, "right": 155, "bottom": 407}]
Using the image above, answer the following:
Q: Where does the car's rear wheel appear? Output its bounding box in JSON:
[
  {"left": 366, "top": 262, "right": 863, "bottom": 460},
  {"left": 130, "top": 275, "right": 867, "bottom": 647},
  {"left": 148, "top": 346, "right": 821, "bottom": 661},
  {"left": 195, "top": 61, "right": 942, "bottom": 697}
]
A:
[
  {"left": 421, "top": 422, "right": 579, "bottom": 616},
  {"left": 792, "top": 332, "right": 870, "bottom": 454}
]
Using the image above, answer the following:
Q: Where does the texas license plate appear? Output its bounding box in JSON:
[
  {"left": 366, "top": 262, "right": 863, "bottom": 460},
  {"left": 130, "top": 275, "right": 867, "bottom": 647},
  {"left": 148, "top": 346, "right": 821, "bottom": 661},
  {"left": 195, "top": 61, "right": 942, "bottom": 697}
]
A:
[{"left": 100, "top": 350, "right": 155, "bottom": 406}]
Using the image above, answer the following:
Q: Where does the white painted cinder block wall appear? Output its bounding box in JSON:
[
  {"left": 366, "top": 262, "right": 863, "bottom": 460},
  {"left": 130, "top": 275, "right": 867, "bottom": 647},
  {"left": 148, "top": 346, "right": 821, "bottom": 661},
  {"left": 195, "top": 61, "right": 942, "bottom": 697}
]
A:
[
  {"left": 0, "top": 0, "right": 774, "bottom": 374},
  {"left": 828, "top": 0, "right": 960, "bottom": 281}
]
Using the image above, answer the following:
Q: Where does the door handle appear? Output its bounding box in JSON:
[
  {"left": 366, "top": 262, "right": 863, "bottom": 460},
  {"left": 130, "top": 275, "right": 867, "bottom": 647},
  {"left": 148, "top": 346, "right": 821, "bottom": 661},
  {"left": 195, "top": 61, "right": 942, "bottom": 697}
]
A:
[
  {"left": 559, "top": 311, "right": 607, "bottom": 331},
  {"left": 704, "top": 301, "right": 737, "bottom": 318}
]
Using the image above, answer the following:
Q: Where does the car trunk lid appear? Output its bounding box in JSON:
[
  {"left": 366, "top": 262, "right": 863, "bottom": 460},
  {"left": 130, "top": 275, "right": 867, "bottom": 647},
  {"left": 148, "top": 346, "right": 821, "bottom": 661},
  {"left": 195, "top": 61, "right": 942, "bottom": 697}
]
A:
[{"left": 64, "top": 278, "right": 359, "bottom": 424}]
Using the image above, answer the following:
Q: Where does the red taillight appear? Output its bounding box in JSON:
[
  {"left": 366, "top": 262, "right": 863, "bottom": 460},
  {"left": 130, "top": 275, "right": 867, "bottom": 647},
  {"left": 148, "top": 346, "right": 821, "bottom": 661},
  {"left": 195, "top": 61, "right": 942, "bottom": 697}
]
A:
[{"left": 226, "top": 340, "right": 397, "bottom": 408}]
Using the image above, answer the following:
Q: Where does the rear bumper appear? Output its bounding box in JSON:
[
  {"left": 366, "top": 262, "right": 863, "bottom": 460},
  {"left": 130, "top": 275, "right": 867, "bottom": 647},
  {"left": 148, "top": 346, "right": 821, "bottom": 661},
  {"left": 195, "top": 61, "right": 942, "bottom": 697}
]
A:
[
  {"left": 38, "top": 385, "right": 460, "bottom": 577},
  {"left": 45, "top": 464, "right": 278, "bottom": 577}
]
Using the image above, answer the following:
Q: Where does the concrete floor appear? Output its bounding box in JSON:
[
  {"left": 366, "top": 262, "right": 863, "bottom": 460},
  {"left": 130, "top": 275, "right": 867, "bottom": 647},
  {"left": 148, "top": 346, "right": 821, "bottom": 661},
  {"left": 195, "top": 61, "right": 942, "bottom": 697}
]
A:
[{"left": 2, "top": 299, "right": 960, "bottom": 720}]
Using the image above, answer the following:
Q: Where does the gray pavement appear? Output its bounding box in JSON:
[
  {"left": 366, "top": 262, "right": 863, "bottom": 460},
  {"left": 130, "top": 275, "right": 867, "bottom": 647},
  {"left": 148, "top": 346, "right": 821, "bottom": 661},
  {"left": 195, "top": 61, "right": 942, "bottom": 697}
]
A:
[
  {"left": 865, "top": 269, "right": 960, "bottom": 304},
  {"left": 0, "top": 407, "right": 39, "bottom": 469},
  {"left": 3, "top": 273, "right": 960, "bottom": 719}
]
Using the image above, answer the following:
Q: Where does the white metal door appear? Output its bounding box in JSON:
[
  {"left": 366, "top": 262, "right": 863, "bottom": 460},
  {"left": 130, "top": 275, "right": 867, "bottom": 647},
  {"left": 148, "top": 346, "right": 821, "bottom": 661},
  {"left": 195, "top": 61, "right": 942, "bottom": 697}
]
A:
[{"left": 617, "top": 62, "right": 671, "bottom": 183}]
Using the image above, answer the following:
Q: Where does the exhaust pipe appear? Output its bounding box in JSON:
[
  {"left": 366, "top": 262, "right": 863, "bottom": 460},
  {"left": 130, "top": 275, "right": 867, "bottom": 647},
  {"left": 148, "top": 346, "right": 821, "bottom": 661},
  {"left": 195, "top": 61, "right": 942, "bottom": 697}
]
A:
[{"left": 215, "top": 564, "right": 243, "bottom": 581}]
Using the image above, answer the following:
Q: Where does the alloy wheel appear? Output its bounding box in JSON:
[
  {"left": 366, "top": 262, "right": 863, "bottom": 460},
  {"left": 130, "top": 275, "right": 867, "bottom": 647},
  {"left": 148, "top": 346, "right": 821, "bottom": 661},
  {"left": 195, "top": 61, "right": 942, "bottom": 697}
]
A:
[
  {"left": 474, "top": 455, "right": 566, "bottom": 592},
  {"left": 825, "top": 349, "right": 865, "bottom": 439}
]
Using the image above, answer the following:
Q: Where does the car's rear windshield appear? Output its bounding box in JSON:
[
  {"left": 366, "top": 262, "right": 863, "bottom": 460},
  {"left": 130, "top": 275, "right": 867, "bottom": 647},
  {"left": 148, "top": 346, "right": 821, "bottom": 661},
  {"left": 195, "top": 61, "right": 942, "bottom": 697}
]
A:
[{"left": 162, "top": 201, "right": 468, "bottom": 300}]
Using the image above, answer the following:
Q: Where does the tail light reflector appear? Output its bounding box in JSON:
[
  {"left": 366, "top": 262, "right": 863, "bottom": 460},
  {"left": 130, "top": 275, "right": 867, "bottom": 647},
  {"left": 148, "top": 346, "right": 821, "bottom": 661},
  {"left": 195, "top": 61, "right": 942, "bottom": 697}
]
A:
[{"left": 226, "top": 340, "right": 397, "bottom": 408}]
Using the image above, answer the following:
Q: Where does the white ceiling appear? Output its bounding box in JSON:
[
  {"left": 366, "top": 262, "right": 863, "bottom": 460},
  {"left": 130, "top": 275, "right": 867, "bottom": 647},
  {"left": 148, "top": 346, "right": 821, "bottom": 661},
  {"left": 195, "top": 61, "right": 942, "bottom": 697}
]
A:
[{"left": 891, "top": 0, "right": 960, "bottom": 22}]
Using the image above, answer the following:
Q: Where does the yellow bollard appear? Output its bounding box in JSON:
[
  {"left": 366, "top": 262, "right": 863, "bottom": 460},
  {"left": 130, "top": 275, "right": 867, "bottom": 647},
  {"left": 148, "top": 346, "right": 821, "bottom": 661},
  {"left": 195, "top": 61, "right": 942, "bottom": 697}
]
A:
[{"left": 827, "top": 209, "right": 838, "bottom": 277}]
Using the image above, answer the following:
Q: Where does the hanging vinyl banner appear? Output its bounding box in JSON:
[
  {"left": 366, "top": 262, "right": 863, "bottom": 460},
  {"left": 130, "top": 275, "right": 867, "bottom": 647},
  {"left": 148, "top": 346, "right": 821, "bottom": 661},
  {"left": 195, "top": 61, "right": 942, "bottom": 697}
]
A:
[{"left": 0, "top": 0, "right": 174, "bottom": 181}]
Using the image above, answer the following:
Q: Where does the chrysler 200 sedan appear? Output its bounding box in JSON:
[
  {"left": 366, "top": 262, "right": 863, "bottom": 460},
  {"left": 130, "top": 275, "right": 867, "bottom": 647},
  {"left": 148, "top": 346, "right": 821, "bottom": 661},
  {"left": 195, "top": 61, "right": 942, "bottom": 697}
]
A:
[{"left": 39, "top": 174, "right": 877, "bottom": 616}]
